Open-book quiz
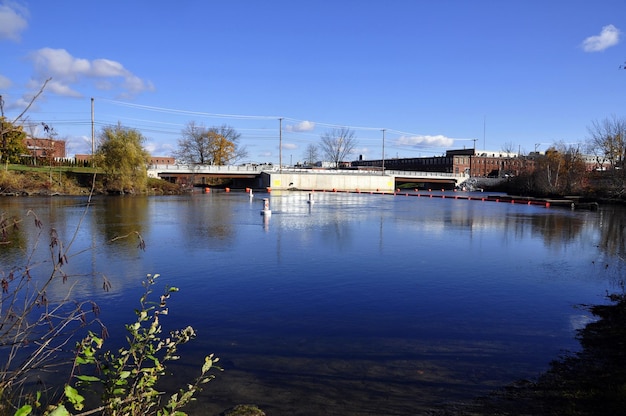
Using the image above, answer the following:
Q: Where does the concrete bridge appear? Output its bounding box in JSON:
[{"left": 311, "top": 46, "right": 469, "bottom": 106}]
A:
[{"left": 147, "top": 164, "right": 468, "bottom": 191}]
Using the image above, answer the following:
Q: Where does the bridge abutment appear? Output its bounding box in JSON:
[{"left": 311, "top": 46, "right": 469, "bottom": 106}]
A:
[{"left": 262, "top": 172, "right": 394, "bottom": 192}]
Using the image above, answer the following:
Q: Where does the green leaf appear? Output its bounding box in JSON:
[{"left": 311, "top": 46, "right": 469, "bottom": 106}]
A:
[
  {"left": 48, "top": 405, "right": 71, "bottom": 416},
  {"left": 119, "top": 370, "right": 131, "bottom": 379},
  {"left": 64, "top": 385, "right": 85, "bottom": 411},
  {"left": 75, "top": 356, "right": 89, "bottom": 364},
  {"left": 75, "top": 375, "right": 101, "bottom": 382},
  {"left": 13, "top": 405, "right": 32, "bottom": 416}
]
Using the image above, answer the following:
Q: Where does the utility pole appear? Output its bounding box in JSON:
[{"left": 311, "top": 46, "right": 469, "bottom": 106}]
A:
[
  {"left": 381, "top": 128, "right": 386, "bottom": 175},
  {"left": 91, "top": 98, "right": 95, "bottom": 155},
  {"left": 278, "top": 117, "right": 283, "bottom": 173}
]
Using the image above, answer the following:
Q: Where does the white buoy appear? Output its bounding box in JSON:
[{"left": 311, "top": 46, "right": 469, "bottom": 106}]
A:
[
  {"left": 307, "top": 192, "right": 315, "bottom": 204},
  {"left": 260, "top": 198, "right": 272, "bottom": 216},
  {"left": 249, "top": 188, "right": 254, "bottom": 198}
]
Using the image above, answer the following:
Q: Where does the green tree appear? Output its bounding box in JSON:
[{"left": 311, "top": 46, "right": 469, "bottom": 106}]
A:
[
  {"left": 95, "top": 124, "right": 151, "bottom": 194},
  {"left": 320, "top": 127, "right": 357, "bottom": 168},
  {"left": 0, "top": 117, "right": 28, "bottom": 164},
  {"left": 175, "top": 122, "right": 247, "bottom": 165}
]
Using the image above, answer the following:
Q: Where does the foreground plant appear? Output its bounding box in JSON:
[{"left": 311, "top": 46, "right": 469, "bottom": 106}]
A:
[
  {"left": 33, "top": 274, "right": 220, "bottom": 416},
  {"left": 0, "top": 210, "right": 111, "bottom": 416},
  {"left": 2, "top": 207, "right": 218, "bottom": 416}
]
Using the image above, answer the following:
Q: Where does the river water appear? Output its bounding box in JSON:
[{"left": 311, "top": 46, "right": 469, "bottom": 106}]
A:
[{"left": 1, "top": 191, "right": 624, "bottom": 415}]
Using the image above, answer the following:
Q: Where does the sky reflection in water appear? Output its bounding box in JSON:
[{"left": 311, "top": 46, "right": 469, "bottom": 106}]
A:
[{"left": 0, "top": 192, "right": 620, "bottom": 414}]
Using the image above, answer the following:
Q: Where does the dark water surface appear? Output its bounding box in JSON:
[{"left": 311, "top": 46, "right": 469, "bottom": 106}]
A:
[{"left": 1, "top": 191, "right": 624, "bottom": 415}]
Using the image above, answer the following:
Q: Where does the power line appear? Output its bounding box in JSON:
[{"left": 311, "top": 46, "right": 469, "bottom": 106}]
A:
[{"left": 99, "top": 98, "right": 440, "bottom": 139}]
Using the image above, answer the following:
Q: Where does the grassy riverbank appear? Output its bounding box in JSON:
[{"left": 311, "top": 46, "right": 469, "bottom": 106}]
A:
[{"left": 0, "top": 166, "right": 183, "bottom": 196}]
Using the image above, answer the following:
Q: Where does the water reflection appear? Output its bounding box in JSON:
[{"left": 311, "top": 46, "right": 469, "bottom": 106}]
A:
[
  {"left": 1, "top": 193, "right": 625, "bottom": 414},
  {"left": 0, "top": 211, "right": 27, "bottom": 261},
  {"left": 597, "top": 206, "right": 626, "bottom": 256},
  {"left": 95, "top": 197, "right": 148, "bottom": 252}
]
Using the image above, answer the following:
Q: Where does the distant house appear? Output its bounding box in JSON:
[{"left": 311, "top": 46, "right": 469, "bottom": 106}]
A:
[{"left": 24, "top": 137, "right": 66, "bottom": 159}]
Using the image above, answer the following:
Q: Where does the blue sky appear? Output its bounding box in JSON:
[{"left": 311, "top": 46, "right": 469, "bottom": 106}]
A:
[{"left": 1, "top": 1, "right": 624, "bottom": 163}]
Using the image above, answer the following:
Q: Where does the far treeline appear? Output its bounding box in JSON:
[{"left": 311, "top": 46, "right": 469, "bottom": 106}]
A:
[{"left": 495, "top": 115, "right": 626, "bottom": 200}]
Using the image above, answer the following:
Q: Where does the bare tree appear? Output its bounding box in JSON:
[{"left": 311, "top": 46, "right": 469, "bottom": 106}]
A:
[
  {"left": 302, "top": 143, "right": 319, "bottom": 166},
  {"left": 586, "top": 115, "right": 626, "bottom": 195},
  {"left": 586, "top": 115, "right": 626, "bottom": 170},
  {"left": 175, "top": 122, "right": 247, "bottom": 165},
  {"left": 501, "top": 141, "right": 516, "bottom": 155},
  {"left": 319, "top": 127, "right": 357, "bottom": 168},
  {"left": 175, "top": 122, "right": 211, "bottom": 165}
]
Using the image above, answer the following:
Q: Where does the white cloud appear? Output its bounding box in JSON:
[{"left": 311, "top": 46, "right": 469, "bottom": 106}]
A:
[
  {"left": 285, "top": 120, "right": 315, "bottom": 132},
  {"left": 45, "top": 79, "right": 82, "bottom": 97},
  {"left": 27, "top": 48, "right": 155, "bottom": 97},
  {"left": 91, "top": 59, "right": 126, "bottom": 77},
  {"left": 60, "top": 135, "right": 92, "bottom": 157},
  {"left": 0, "top": 2, "right": 28, "bottom": 41},
  {"left": 123, "top": 74, "right": 155, "bottom": 97},
  {"left": 145, "top": 141, "right": 175, "bottom": 156},
  {"left": 581, "top": 24, "right": 621, "bottom": 52},
  {"left": 396, "top": 134, "right": 454, "bottom": 148},
  {"left": 0, "top": 73, "right": 12, "bottom": 89},
  {"left": 282, "top": 143, "right": 298, "bottom": 150}
]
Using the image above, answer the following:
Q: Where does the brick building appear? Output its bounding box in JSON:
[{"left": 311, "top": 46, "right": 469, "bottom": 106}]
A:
[
  {"left": 352, "top": 149, "right": 533, "bottom": 178},
  {"left": 24, "top": 137, "right": 66, "bottom": 159},
  {"left": 353, "top": 149, "right": 473, "bottom": 173},
  {"left": 353, "top": 148, "right": 599, "bottom": 178}
]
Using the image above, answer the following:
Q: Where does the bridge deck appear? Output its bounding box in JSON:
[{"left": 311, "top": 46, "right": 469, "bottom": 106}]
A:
[{"left": 147, "top": 165, "right": 469, "bottom": 190}]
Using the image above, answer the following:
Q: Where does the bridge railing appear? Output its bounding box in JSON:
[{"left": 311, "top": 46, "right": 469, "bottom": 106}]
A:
[
  {"left": 147, "top": 164, "right": 469, "bottom": 180},
  {"left": 148, "top": 164, "right": 275, "bottom": 173},
  {"left": 277, "top": 167, "right": 387, "bottom": 175},
  {"left": 386, "top": 170, "right": 468, "bottom": 179}
]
